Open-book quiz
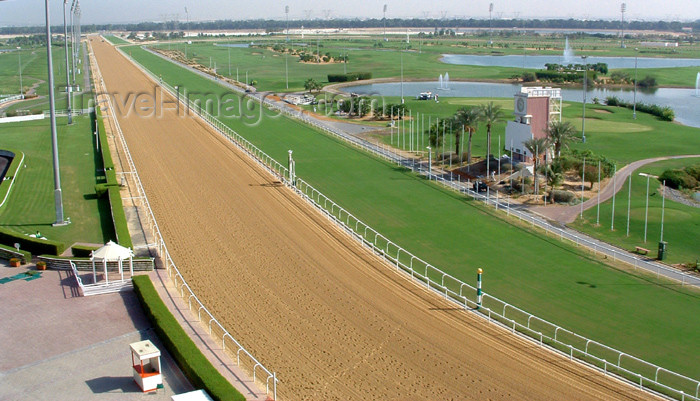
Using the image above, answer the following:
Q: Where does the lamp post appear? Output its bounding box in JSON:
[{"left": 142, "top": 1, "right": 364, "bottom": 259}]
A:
[
  {"left": 400, "top": 50, "right": 404, "bottom": 104},
  {"left": 17, "top": 47, "right": 23, "bottom": 97},
  {"left": 633, "top": 48, "right": 638, "bottom": 119},
  {"left": 581, "top": 55, "right": 588, "bottom": 143},
  {"left": 45, "top": 0, "right": 66, "bottom": 226},
  {"left": 580, "top": 157, "right": 585, "bottom": 219},
  {"left": 640, "top": 172, "right": 651, "bottom": 243},
  {"left": 427, "top": 146, "right": 432, "bottom": 178},
  {"left": 285, "top": 5, "right": 290, "bottom": 42},
  {"left": 63, "top": 0, "right": 72, "bottom": 124},
  {"left": 660, "top": 180, "right": 666, "bottom": 242}
]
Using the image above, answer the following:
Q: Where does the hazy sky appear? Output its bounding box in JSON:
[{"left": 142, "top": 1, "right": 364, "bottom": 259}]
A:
[{"left": 1, "top": 0, "right": 699, "bottom": 27}]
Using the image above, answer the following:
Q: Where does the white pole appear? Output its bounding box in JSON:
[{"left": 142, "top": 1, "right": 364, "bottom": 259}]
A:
[
  {"left": 644, "top": 174, "right": 650, "bottom": 243},
  {"left": 580, "top": 157, "right": 585, "bottom": 219},
  {"left": 660, "top": 180, "right": 666, "bottom": 242},
  {"left": 626, "top": 174, "right": 632, "bottom": 237},
  {"left": 596, "top": 160, "right": 601, "bottom": 225},
  {"left": 611, "top": 165, "right": 617, "bottom": 230},
  {"left": 477, "top": 268, "right": 483, "bottom": 308},
  {"left": 498, "top": 135, "right": 501, "bottom": 176}
]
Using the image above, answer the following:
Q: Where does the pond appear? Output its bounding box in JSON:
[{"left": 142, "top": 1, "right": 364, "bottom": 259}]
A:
[
  {"left": 440, "top": 54, "right": 700, "bottom": 70},
  {"left": 342, "top": 81, "right": 700, "bottom": 128}
]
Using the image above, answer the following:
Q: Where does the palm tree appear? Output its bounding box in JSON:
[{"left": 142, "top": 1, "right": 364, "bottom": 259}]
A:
[
  {"left": 478, "top": 102, "right": 505, "bottom": 178},
  {"left": 427, "top": 119, "right": 450, "bottom": 164},
  {"left": 524, "top": 137, "right": 549, "bottom": 195},
  {"left": 545, "top": 120, "right": 578, "bottom": 159},
  {"left": 453, "top": 106, "right": 480, "bottom": 164}
]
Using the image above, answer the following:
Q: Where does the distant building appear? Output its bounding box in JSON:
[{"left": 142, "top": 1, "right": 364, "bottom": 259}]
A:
[{"left": 505, "top": 86, "right": 562, "bottom": 163}]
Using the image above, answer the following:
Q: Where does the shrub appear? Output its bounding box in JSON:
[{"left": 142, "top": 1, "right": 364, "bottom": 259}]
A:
[
  {"left": 521, "top": 72, "right": 536, "bottom": 82},
  {"left": 132, "top": 276, "right": 245, "bottom": 401},
  {"left": 637, "top": 75, "right": 657, "bottom": 88},
  {"left": 0, "top": 227, "right": 65, "bottom": 255},
  {"left": 327, "top": 72, "right": 372, "bottom": 82},
  {"left": 551, "top": 190, "right": 576, "bottom": 204},
  {"left": 659, "top": 169, "right": 698, "bottom": 190},
  {"left": 685, "top": 165, "right": 700, "bottom": 181}
]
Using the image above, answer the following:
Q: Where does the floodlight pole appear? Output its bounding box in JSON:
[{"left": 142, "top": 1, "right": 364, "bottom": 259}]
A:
[
  {"left": 17, "top": 47, "right": 23, "bottom": 96},
  {"left": 45, "top": 0, "right": 66, "bottom": 226},
  {"left": 400, "top": 50, "right": 404, "bottom": 104},
  {"left": 427, "top": 146, "right": 432, "bottom": 178},
  {"left": 581, "top": 55, "right": 588, "bottom": 143},
  {"left": 63, "top": 0, "right": 72, "bottom": 124},
  {"left": 633, "top": 48, "right": 638, "bottom": 119},
  {"left": 596, "top": 160, "right": 601, "bottom": 225},
  {"left": 660, "top": 180, "right": 666, "bottom": 242},
  {"left": 611, "top": 164, "right": 617, "bottom": 230},
  {"left": 580, "top": 157, "right": 585, "bottom": 219},
  {"left": 626, "top": 174, "right": 632, "bottom": 236},
  {"left": 640, "top": 172, "right": 650, "bottom": 243}
]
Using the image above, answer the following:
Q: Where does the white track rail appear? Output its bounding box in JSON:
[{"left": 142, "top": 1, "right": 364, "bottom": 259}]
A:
[
  {"left": 90, "top": 38, "right": 277, "bottom": 399},
  {"left": 121, "top": 44, "right": 699, "bottom": 401}
]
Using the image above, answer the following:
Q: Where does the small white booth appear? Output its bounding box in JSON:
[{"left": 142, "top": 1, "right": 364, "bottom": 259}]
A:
[
  {"left": 90, "top": 240, "right": 134, "bottom": 284},
  {"left": 129, "top": 340, "right": 163, "bottom": 392}
]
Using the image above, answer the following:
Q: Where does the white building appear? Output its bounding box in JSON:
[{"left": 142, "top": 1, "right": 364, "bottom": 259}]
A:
[{"left": 505, "top": 86, "right": 562, "bottom": 163}]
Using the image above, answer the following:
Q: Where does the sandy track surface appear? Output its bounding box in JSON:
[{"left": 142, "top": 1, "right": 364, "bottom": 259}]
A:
[{"left": 91, "top": 37, "right": 659, "bottom": 401}]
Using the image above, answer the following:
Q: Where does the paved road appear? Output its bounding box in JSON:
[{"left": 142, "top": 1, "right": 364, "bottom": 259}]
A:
[{"left": 531, "top": 154, "right": 700, "bottom": 224}]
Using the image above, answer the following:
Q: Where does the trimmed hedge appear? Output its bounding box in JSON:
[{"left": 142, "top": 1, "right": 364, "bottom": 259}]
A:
[
  {"left": 605, "top": 96, "right": 674, "bottom": 121},
  {"left": 0, "top": 243, "right": 31, "bottom": 263},
  {"left": 327, "top": 72, "right": 372, "bottom": 82},
  {"left": 71, "top": 244, "right": 100, "bottom": 258},
  {"left": 0, "top": 226, "right": 65, "bottom": 255},
  {"left": 132, "top": 275, "right": 245, "bottom": 401},
  {"left": 93, "top": 108, "right": 117, "bottom": 185},
  {"left": 108, "top": 186, "right": 133, "bottom": 250}
]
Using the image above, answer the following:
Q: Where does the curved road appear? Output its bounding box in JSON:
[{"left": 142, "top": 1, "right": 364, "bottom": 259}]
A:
[{"left": 530, "top": 155, "right": 700, "bottom": 223}]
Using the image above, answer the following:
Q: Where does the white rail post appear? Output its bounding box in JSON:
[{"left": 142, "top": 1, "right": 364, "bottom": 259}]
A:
[{"left": 477, "top": 268, "right": 483, "bottom": 309}]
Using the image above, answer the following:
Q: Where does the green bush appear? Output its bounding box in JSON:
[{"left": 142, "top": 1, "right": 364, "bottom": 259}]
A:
[
  {"left": 132, "top": 276, "right": 245, "bottom": 401},
  {"left": 550, "top": 190, "right": 576, "bottom": 204},
  {"left": 327, "top": 72, "right": 372, "bottom": 82},
  {"left": 0, "top": 227, "right": 65, "bottom": 255},
  {"left": 685, "top": 165, "right": 700, "bottom": 181},
  {"left": 108, "top": 186, "right": 133, "bottom": 250},
  {"left": 659, "top": 169, "right": 698, "bottom": 190},
  {"left": 71, "top": 244, "right": 100, "bottom": 258},
  {"left": 521, "top": 72, "right": 536, "bottom": 82},
  {"left": 605, "top": 96, "right": 674, "bottom": 121},
  {"left": 0, "top": 243, "right": 31, "bottom": 263}
]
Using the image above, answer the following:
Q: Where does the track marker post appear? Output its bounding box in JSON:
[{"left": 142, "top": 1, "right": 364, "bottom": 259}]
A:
[
  {"left": 477, "top": 268, "right": 483, "bottom": 309},
  {"left": 288, "top": 150, "right": 296, "bottom": 187}
]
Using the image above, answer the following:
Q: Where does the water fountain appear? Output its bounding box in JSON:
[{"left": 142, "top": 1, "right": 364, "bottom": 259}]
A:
[
  {"left": 438, "top": 73, "right": 450, "bottom": 90},
  {"left": 696, "top": 72, "right": 699, "bottom": 97},
  {"left": 563, "top": 37, "right": 574, "bottom": 64}
]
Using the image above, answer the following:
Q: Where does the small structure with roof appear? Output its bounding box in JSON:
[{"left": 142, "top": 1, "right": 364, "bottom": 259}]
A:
[
  {"left": 70, "top": 241, "right": 135, "bottom": 296},
  {"left": 129, "top": 339, "right": 163, "bottom": 392}
]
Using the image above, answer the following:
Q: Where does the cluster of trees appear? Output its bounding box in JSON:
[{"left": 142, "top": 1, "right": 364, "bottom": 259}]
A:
[
  {"left": 303, "top": 78, "right": 323, "bottom": 93},
  {"left": 545, "top": 63, "right": 608, "bottom": 74}
]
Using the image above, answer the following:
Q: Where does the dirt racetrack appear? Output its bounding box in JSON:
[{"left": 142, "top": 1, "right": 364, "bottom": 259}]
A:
[{"left": 90, "top": 37, "right": 659, "bottom": 401}]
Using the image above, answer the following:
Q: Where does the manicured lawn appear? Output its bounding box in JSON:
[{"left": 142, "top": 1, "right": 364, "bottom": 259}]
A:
[
  {"left": 570, "top": 158, "right": 700, "bottom": 264},
  {"left": 0, "top": 116, "right": 115, "bottom": 246},
  {"left": 146, "top": 34, "right": 700, "bottom": 93},
  {"left": 126, "top": 45, "right": 700, "bottom": 380},
  {"left": 103, "top": 35, "right": 130, "bottom": 45}
]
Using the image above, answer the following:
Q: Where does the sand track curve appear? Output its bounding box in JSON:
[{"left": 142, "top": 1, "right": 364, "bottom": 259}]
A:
[{"left": 90, "top": 37, "right": 659, "bottom": 401}]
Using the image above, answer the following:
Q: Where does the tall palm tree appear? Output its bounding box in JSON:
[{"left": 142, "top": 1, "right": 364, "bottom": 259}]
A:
[
  {"left": 545, "top": 120, "right": 578, "bottom": 159},
  {"left": 453, "top": 106, "right": 480, "bottom": 164},
  {"left": 524, "top": 137, "right": 549, "bottom": 195},
  {"left": 427, "top": 119, "right": 450, "bottom": 164},
  {"left": 478, "top": 102, "right": 505, "bottom": 178}
]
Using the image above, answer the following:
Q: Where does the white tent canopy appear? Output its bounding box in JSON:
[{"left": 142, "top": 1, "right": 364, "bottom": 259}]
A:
[{"left": 90, "top": 241, "right": 134, "bottom": 284}]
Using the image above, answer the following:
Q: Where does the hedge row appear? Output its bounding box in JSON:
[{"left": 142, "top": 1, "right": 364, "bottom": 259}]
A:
[
  {"left": 0, "top": 226, "right": 65, "bottom": 255},
  {"left": 108, "top": 186, "right": 133, "bottom": 250},
  {"left": 92, "top": 108, "right": 133, "bottom": 250},
  {"left": 535, "top": 70, "right": 596, "bottom": 83},
  {"left": 0, "top": 242, "right": 32, "bottom": 263},
  {"left": 605, "top": 96, "right": 675, "bottom": 121},
  {"left": 327, "top": 72, "right": 372, "bottom": 82},
  {"left": 659, "top": 164, "right": 700, "bottom": 190},
  {"left": 71, "top": 244, "right": 100, "bottom": 258},
  {"left": 132, "top": 275, "right": 245, "bottom": 401}
]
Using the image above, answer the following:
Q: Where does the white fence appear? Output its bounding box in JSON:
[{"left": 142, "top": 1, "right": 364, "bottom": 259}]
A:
[
  {"left": 0, "top": 94, "right": 23, "bottom": 105},
  {"left": 93, "top": 42, "right": 278, "bottom": 399},
  {"left": 124, "top": 46, "right": 700, "bottom": 401}
]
